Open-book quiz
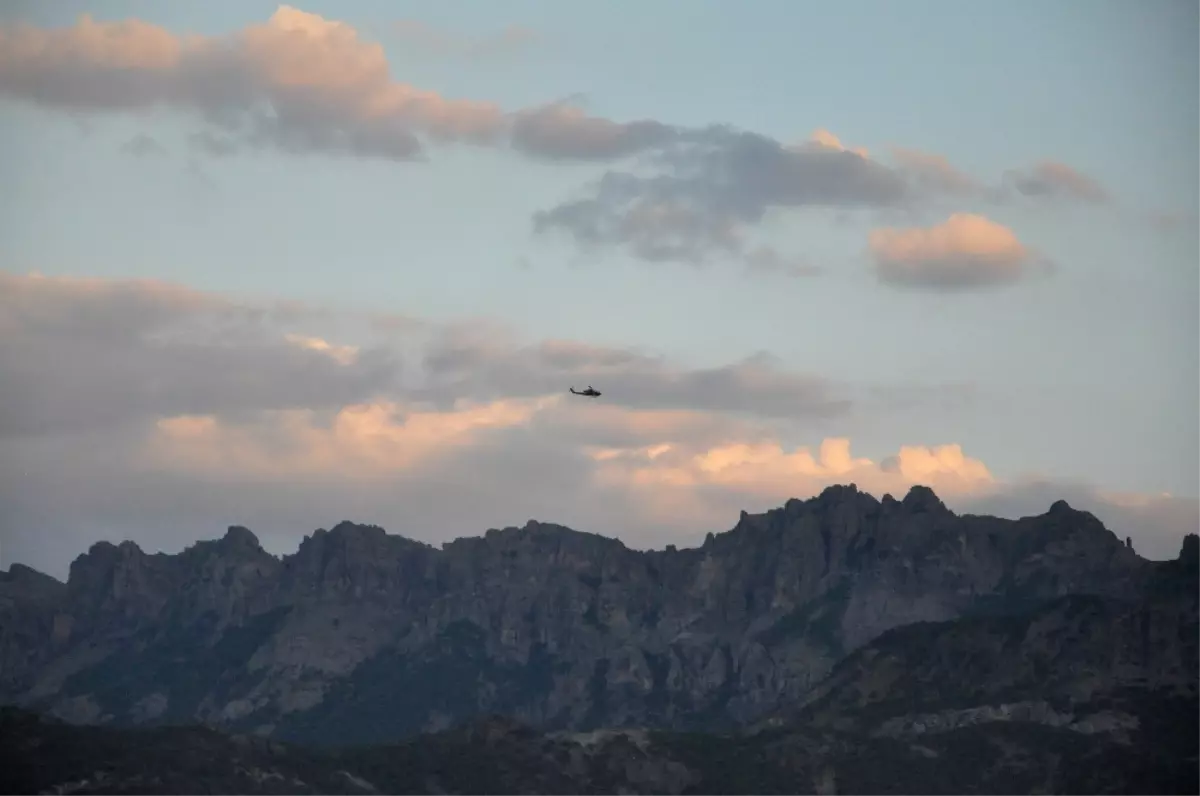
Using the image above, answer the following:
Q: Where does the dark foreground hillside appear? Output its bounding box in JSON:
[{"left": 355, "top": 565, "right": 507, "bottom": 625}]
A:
[{"left": 3, "top": 700, "right": 1197, "bottom": 795}]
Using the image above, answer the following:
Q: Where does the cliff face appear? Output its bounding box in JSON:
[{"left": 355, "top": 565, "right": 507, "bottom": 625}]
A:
[
  {"left": 0, "top": 484, "right": 1178, "bottom": 746},
  {"left": 784, "top": 588, "right": 1198, "bottom": 733}
]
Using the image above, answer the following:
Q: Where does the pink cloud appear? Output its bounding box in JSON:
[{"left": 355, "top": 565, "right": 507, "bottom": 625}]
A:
[
  {"left": 868, "top": 213, "right": 1033, "bottom": 290},
  {"left": 2, "top": 269, "right": 1192, "bottom": 576},
  {"left": 0, "top": 7, "right": 662, "bottom": 161}
]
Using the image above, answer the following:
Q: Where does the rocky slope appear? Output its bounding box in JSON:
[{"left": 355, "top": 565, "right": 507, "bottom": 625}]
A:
[
  {"left": 0, "top": 485, "right": 1182, "bottom": 748},
  {"left": 4, "top": 698, "right": 1195, "bottom": 795},
  {"left": 796, "top": 591, "right": 1197, "bottom": 736}
]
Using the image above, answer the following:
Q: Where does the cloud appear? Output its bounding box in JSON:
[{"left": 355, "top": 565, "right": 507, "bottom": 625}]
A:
[
  {"left": 145, "top": 398, "right": 554, "bottom": 479},
  {"left": 1002, "top": 161, "right": 1109, "bottom": 204},
  {"left": 0, "top": 7, "right": 1115, "bottom": 278},
  {"left": 0, "top": 272, "right": 402, "bottom": 438},
  {"left": 0, "top": 7, "right": 507, "bottom": 160},
  {"left": 4, "top": 389, "right": 1192, "bottom": 581},
  {"left": 794, "top": 129, "right": 870, "bottom": 159},
  {"left": 418, "top": 332, "right": 849, "bottom": 420},
  {"left": 0, "top": 7, "right": 678, "bottom": 165},
  {"left": 594, "top": 437, "right": 995, "bottom": 503},
  {"left": 0, "top": 271, "right": 850, "bottom": 442},
  {"left": 532, "top": 127, "right": 911, "bottom": 266},
  {"left": 510, "top": 101, "right": 678, "bottom": 161},
  {"left": 136, "top": 408, "right": 1003, "bottom": 537},
  {"left": 0, "top": 270, "right": 1191, "bottom": 581},
  {"left": 283, "top": 333, "right": 360, "bottom": 365},
  {"left": 868, "top": 213, "right": 1034, "bottom": 290}
]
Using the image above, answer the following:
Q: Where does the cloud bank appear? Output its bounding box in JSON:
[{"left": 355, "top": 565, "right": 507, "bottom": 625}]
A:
[
  {"left": 0, "top": 6, "right": 1119, "bottom": 280},
  {"left": 0, "top": 272, "right": 1192, "bottom": 581}
]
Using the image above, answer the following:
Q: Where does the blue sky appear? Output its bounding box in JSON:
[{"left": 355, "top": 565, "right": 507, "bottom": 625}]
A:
[{"left": 0, "top": 1, "right": 1196, "bottom": 575}]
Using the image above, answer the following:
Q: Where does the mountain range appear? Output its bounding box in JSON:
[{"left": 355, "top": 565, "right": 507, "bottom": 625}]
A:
[{"left": 1, "top": 483, "right": 1196, "bottom": 793}]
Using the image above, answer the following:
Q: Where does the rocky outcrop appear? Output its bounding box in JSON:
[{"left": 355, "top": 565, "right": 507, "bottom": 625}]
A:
[
  {"left": 0, "top": 563, "right": 69, "bottom": 698},
  {"left": 757, "top": 531, "right": 1198, "bottom": 760},
  {"left": 0, "top": 485, "right": 1174, "bottom": 745}
]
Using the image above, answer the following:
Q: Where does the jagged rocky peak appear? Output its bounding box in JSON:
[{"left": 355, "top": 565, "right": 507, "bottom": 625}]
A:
[
  {"left": 294, "top": 521, "right": 410, "bottom": 560},
  {"left": 220, "top": 525, "right": 262, "bottom": 551},
  {"left": 816, "top": 482, "right": 868, "bottom": 503},
  {"left": 193, "top": 527, "right": 276, "bottom": 567},
  {"left": 66, "top": 539, "right": 147, "bottom": 585},
  {"left": 452, "top": 520, "right": 631, "bottom": 568},
  {"left": 1180, "top": 533, "right": 1198, "bottom": 566},
  {"left": 325, "top": 520, "right": 388, "bottom": 541},
  {"left": 479, "top": 519, "right": 626, "bottom": 547},
  {"left": 516, "top": 519, "right": 626, "bottom": 544},
  {"left": 777, "top": 483, "right": 878, "bottom": 516},
  {"left": 281, "top": 520, "right": 434, "bottom": 600},
  {"left": 900, "top": 484, "right": 951, "bottom": 515},
  {"left": 708, "top": 483, "right": 959, "bottom": 553},
  {"left": 1035, "top": 498, "right": 1116, "bottom": 546},
  {"left": 59, "top": 539, "right": 179, "bottom": 627},
  {"left": 1043, "top": 498, "right": 1107, "bottom": 527}
]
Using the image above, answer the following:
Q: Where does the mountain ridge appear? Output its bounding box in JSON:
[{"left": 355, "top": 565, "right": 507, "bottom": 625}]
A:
[
  {"left": 1, "top": 484, "right": 1193, "bottom": 755},
  {"left": 11, "top": 484, "right": 1152, "bottom": 586}
]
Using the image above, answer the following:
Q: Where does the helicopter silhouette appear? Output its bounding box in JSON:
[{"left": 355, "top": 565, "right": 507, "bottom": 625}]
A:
[{"left": 569, "top": 385, "right": 601, "bottom": 397}]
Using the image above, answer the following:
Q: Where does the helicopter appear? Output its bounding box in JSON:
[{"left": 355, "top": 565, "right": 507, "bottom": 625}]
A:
[{"left": 569, "top": 385, "right": 601, "bottom": 397}]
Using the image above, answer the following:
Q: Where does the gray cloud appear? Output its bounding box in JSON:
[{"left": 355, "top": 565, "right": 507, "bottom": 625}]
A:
[
  {"left": 874, "top": 253, "right": 1028, "bottom": 291},
  {"left": 0, "top": 273, "right": 402, "bottom": 438},
  {"left": 0, "top": 272, "right": 852, "bottom": 440},
  {"left": 510, "top": 102, "right": 679, "bottom": 161},
  {"left": 530, "top": 137, "right": 1117, "bottom": 269},
  {"left": 419, "top": 331, "right": 850, "bottom": 421},
  {"left": 533, "top": 127, "right": 911, "bottom": 266},
  {"left": 1001, "top": 161, "right": 1109, "bottom": 204}
]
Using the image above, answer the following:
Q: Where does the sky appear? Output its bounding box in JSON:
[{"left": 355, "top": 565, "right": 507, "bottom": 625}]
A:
[{"left": 0, "top": 0, "right": 1197, "bottom": 579}]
